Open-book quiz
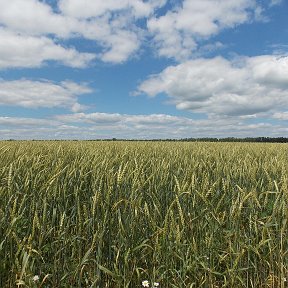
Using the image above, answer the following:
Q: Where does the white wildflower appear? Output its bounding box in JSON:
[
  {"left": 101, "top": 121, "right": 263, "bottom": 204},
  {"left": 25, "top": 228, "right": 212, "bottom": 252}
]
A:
[
  {"left": 142, "top": 280, "right": 149, "bottom": 287},
  {"left": 153, "top": 282, "right": 160, "bottom": 287},
  {"left": 32, "top": 275, "right": 40, "bottom": 282}
]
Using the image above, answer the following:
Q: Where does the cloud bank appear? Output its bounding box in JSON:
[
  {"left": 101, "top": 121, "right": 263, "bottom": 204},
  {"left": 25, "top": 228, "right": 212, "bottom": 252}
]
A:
[
  {"left": 138, "top": 55, "right": 288, "bottom": 117},
  {"left": 0, "top": 0, "right": 267, "bottom": 67},
  {"left": 0, "top": 79, "right": 92, "bottom": 111},
  {"left": 147, "top": 0, "right": 263, "bottom": 60},
  {"left": 0, "top": 112, "right": 287, "bottom": 140}
]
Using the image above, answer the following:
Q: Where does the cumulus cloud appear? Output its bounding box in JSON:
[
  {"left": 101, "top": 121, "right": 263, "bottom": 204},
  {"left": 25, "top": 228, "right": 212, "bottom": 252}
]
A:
[
  {"left": 97, "top": 26, "right": 141, "bottom": 64},
  {"left": 0, "top": 1, "right": 98, "bottom": 66},
  {"left": 54, "top": 112, "right": 288, "bottom": 139},
  {"left": 0, "top": 28, "right": 95, "bottom": 69},
  {"left": 0, "top": 0, "right": 272, "bottom": 66},
  {"left": 0, "top": 0, "right": 77, "bottom": 37},
  {"left": 57, "top": 0, "right": 167, "bottom": 63},
  {"left": 1, "top": 112, "right": 287, "bottom": 140},
  {"left": 58, "top": 0, "right": 165, "bottom": 19},
  {"left": 0, "top": 79, "right": 92, "bottom": 110},
  {"left": 0, "top": 0, "right": 167, "bottom": 66},
  {"left": 137, "top": 55, "right": 288, "bottom": 117},
  {"left": 147, "top": 0, "right": 262, "bottom": 60}
]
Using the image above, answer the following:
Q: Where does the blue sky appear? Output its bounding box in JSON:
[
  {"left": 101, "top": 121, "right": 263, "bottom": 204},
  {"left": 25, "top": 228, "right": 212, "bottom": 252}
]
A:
[{"left": 0, "top": 0, "right": 287, "bottom": 139}]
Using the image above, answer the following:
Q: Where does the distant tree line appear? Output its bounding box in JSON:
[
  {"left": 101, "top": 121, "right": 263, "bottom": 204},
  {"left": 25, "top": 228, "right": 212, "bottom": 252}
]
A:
[
  {"left": 5, "top": 137, "right": 288, "bottom": 143},
  {"left": 96, "top": 137, "right": 288, "bottom": 143},
  {"left": 179, "top": 137, "right": 288, "bottom": 143},
  {"left": 123, "top": 137, "right": 288, "bottom": 143}
]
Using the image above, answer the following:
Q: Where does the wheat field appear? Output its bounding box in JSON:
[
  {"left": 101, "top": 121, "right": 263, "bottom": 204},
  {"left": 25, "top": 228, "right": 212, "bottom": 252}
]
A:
[{"left": 0, "top": 141, "right": 287, "bottom": 287}]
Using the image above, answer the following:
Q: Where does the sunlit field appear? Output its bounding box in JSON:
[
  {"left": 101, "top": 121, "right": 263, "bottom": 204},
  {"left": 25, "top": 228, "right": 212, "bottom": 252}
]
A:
[{"left": 0, "top": 141, "right": 287, "bottom": 287}]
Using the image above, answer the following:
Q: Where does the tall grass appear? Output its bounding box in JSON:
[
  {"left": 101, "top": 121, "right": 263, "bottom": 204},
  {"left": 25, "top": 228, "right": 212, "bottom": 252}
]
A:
[{"left": 0, "top": 141, "right": 287, "bottom": 287}]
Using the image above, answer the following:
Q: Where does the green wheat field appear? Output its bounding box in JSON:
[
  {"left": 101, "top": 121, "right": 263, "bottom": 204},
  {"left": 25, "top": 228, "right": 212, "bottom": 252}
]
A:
[{"left": 0, "top": 141, "right": 287, "bottom": 287}]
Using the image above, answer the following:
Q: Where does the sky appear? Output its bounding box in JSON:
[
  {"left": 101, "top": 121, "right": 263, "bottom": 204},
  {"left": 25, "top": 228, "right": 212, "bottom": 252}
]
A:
[{"left": 0, "top": 0, "right": 288, "bottom": 139}]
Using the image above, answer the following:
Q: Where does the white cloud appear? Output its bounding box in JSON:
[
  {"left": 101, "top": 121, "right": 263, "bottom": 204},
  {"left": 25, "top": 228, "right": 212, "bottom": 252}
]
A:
[
  {"left": 54, "top": 112, "right": 287, "bottom": 139},
  {"left": 57, "top": 0, "right": 167, "bottom": 63},
  {"left": 137, "top": 55, "right": 288, "bottom": 117},
  {"left": 0, "top": 117, "right": 59, "bottom": 127},
  {"left": 55, "top": 112, "right": 185, "bottom": 126},
  {"left": 1, "top": 112, "right": 287, "bottom": 139},
  {"left": 0, "top": 0, "right": 167, "bottom": 66},
  {"left": 148, "top": 0, "right": 261, "bottom": 60},
  {"left": 0, "top": 28, "right": 95, "bottom": 69},
  {"left": 273, "top": 111, "right": 288, "bottom": 120},
  {"left": 58, "top": 0, "right": 165, "bottom": 19},
  {"left": 0, "top": 79, "right": 92, "bottom": 110},
  {"left": 0, "top": 0, "right": 77, "bottom": 37},
  {"left": 0, "top": 0, "right": 270, "bottom": 66},
  {"left": 98, "top": 27, "right": 141, "bottom": 63}
]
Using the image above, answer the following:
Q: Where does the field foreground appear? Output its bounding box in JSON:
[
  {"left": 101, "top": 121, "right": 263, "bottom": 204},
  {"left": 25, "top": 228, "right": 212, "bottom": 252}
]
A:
[{"left": 0, "top": 141, "right": 287, "bottom": 287}]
